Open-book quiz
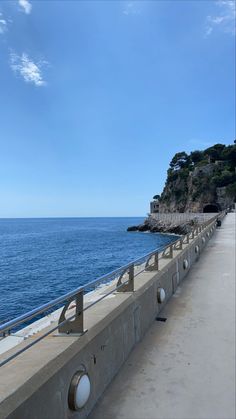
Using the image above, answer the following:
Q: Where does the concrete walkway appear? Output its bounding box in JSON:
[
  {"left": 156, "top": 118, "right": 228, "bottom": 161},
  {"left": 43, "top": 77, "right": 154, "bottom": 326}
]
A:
[{"left": 89, "top": 213, "right": 235, "bottom": 419}]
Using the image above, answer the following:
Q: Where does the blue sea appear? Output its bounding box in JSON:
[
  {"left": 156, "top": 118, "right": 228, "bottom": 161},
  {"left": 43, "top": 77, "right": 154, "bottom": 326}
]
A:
[{"left": 0, "top": 218, "right": 175, "bottom": 325}]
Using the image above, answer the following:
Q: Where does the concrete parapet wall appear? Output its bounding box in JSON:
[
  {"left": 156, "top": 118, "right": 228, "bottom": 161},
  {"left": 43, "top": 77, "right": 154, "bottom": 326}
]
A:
[{"left": 0, "top": 219, "right": 221, "bottom": 419}]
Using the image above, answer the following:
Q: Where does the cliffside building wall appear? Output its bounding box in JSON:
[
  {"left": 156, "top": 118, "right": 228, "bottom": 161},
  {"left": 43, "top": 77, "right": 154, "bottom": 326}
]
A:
[{"left": 150, "top": 199, "right": 160, "bottom": 214}]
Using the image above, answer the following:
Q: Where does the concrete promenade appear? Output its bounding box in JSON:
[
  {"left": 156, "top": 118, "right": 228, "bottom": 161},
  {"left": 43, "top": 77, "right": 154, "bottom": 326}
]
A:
[{"left": 90, "top": 213, "right": 235, "bottom": 419}]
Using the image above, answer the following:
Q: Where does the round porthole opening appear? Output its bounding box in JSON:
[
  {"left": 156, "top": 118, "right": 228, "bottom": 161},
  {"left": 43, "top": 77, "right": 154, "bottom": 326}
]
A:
[
  {"left": 157, "top": 287, "right": 165, "bottom": 304},
  {"left": 68, "top": 370, "right": 91, "bottom": 411},
  {"left": 183, "top": 259, "right": 189, "bottom": 270}
]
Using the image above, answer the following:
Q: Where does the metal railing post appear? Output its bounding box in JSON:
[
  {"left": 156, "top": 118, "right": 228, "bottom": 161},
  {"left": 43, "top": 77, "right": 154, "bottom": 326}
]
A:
[
  {"left": 128, "top": 264, "right": 134, "bottom": 291},
  {"left": 153, "top": 252, "right": 159, "bottom": 269},
  {"left": 163, "top": 244, "right": 173, "bottom": 258},
  {"left": 58, "top": 291, "right": 84, "bottom": 334},
  {"left": 145, "top": 252, "right": 159, "bottom": 271},
  {"left": 183, "top": 233, "right": 189, "bottom": 244},
  {"left": 117, "top": 264, "right": 134, "bottom": 292},
  {"left": 174, "top": 239, "right": 183, "bottom": 250}
]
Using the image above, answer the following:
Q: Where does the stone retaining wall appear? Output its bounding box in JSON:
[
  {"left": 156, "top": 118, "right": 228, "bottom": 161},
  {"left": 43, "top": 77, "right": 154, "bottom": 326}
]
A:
[{"left": 150, "top": 212, "right": 218, "bottom": 223}]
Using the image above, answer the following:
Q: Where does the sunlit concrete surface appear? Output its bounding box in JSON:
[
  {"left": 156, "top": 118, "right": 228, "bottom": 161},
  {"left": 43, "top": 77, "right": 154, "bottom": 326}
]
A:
[{"left": 89, "top": 213, "right": 235, "bottom": 419}]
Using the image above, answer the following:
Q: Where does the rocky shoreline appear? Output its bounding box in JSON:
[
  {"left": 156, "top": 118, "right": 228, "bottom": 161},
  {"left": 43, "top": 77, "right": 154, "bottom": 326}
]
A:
[{"left": 127, "top": 215, "right": 198, "bottom": 235}]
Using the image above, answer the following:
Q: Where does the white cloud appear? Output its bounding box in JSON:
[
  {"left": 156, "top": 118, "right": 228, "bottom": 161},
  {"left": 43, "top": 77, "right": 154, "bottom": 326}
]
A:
[
  {"left": 206, "top": 0, "right": 235, "bottom": 36},
  {"left": 210, "top": 16, "right": 225, "bottom": 24},
  {"left": 19, "top": 0, "right": 32, "bottom": 15},
  {"left": 0, "top": 13, "right": 7, "bottom": 34},
  {"left": 205, "top": 26, "right": 213, "bottom": 36},
  {"left": 123, "top": 2, "right": 141, "bottom": 16},
  {"left": 10, "top": 52, "right": 47, "bottom": 86}
]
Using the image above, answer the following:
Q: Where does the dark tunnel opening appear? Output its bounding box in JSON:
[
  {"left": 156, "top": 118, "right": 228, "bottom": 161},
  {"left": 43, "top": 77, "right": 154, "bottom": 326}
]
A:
[{"left": 203, "top": 204, "right": 219, "bottom": 213}]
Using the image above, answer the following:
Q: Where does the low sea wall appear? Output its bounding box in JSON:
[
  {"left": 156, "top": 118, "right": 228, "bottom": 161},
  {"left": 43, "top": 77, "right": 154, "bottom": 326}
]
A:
[{"left": 0, "top": 216, "right": 223, "bottom": 419}]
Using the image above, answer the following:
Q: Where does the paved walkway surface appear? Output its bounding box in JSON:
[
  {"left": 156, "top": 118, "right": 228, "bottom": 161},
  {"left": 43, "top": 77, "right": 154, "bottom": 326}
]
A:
[{"left": 89, "top": 213, "right": 235, "bottom": 419}]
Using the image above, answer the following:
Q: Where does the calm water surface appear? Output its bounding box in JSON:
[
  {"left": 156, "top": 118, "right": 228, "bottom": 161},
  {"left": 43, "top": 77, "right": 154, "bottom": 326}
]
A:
[{"left": 0, "top": 218, "right": 175, "bottom": 324}]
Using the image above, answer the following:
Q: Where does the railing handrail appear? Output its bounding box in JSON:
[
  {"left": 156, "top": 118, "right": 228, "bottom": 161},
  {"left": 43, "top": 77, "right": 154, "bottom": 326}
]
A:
[
  {"left": 0, "top": 239, "right": 179, "bottom": 335},
  {"left": 0, "top": 213, "right": 220, "bottom": 336}
]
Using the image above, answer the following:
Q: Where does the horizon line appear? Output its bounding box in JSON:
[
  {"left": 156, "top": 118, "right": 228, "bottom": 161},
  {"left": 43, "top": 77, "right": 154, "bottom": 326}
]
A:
[{"left": 0, "top": 215, "right": 146, "bottom": 220}]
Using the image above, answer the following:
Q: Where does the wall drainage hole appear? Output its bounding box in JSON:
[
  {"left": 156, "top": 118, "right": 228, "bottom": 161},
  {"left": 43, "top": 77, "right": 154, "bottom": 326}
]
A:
[{"left": 156, "top": 317, "right": 167, "bottom": 322}]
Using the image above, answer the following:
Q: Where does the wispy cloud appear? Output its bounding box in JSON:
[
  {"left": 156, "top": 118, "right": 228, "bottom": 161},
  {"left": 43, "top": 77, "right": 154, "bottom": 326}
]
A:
[
  {"left": 19, "top": 0, "right": 32, "bottom": 15},
  {"left": 206, "top": 0, "right": 235, "bottom": 36},
  {"left": 123, "top": 2, "right": 141, "bottom": 16},
  {"left": 0, "top": 13, "right": 7, "bottom": 34},
  {"left": 10, "top": 52, "right": 47, "bottom": 86}
]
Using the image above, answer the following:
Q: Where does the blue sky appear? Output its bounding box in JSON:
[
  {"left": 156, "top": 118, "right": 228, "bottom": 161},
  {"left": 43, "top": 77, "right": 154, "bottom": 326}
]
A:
[{"left": 0, "top": 0, "right": 235, "bottom": 217}]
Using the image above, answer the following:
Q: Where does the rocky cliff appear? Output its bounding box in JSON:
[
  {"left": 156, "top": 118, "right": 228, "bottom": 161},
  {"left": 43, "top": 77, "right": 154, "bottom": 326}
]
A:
[
  {"left": 158, "top": 143, "right": 236, "bottom": 213},
  {"left": 127, "top": 142, "right": 236, "bottom": 234}
]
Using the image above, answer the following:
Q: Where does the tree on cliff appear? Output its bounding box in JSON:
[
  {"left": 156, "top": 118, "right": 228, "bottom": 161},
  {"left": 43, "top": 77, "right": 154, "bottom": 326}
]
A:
[
  {"left": 169, "top": 152, "right": 189, "bottom": 170},
  {"left": 222, "top": 144, "right": 236, "bottom": 166},
  {"left": 159, "top": 141, "right": 236, "bottom": 212},
  {"left": 204, "top": 144, "right": 225, "bottom": 162},
  {"left": 190, "top": 150, "right": 203, "bottom": 164}
]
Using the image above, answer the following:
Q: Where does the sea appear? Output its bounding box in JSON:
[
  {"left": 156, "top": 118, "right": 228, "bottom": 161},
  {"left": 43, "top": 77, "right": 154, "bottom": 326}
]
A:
[{"left": 0, "top": 217, "right": 176, "bottom": 325}]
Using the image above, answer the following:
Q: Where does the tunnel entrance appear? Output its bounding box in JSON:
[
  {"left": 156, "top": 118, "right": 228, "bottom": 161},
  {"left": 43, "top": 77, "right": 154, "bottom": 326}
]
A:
[{"left": 203, "top": 204, "right": 219, "bottom": 213}]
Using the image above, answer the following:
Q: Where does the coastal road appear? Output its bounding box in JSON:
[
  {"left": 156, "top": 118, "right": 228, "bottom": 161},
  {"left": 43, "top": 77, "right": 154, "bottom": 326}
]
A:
[{"left": 89, "top": 213, "right": 235, "bottom": 419}]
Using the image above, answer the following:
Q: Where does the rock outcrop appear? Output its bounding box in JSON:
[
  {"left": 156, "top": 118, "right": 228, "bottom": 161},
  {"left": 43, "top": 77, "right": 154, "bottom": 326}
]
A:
[
  {"left": 127, "top": 142, "right": 236, "bottom": 234},
  {"left": 127, "top": 216, "right": 198, "bottom": 235},
  {"left": 158, "top": 143, "right": 236, "bottom": 213}
]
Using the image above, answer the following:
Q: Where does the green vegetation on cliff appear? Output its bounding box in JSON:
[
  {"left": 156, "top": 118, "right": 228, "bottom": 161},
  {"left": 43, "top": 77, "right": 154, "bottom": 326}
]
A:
[{"left": 157, "top": 142, "right": 236, "bottom": 212}]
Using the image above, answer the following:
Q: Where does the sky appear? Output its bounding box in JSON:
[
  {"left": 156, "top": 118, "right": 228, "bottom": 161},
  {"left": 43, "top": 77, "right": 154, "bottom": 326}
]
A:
[{"left": 0, "top": 0, "right": 235, "bottom": 217}]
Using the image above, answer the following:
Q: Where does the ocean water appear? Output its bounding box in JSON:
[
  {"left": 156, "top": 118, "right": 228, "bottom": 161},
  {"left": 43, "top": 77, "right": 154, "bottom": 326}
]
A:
[{"left": 0, "top": 217, "right": 176, "bottom": 324}]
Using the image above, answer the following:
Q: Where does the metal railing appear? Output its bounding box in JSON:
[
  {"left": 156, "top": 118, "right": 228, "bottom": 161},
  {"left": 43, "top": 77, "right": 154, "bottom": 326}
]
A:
[{"left": 0, "top": 214, "right": 222, "bottom": 367}]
